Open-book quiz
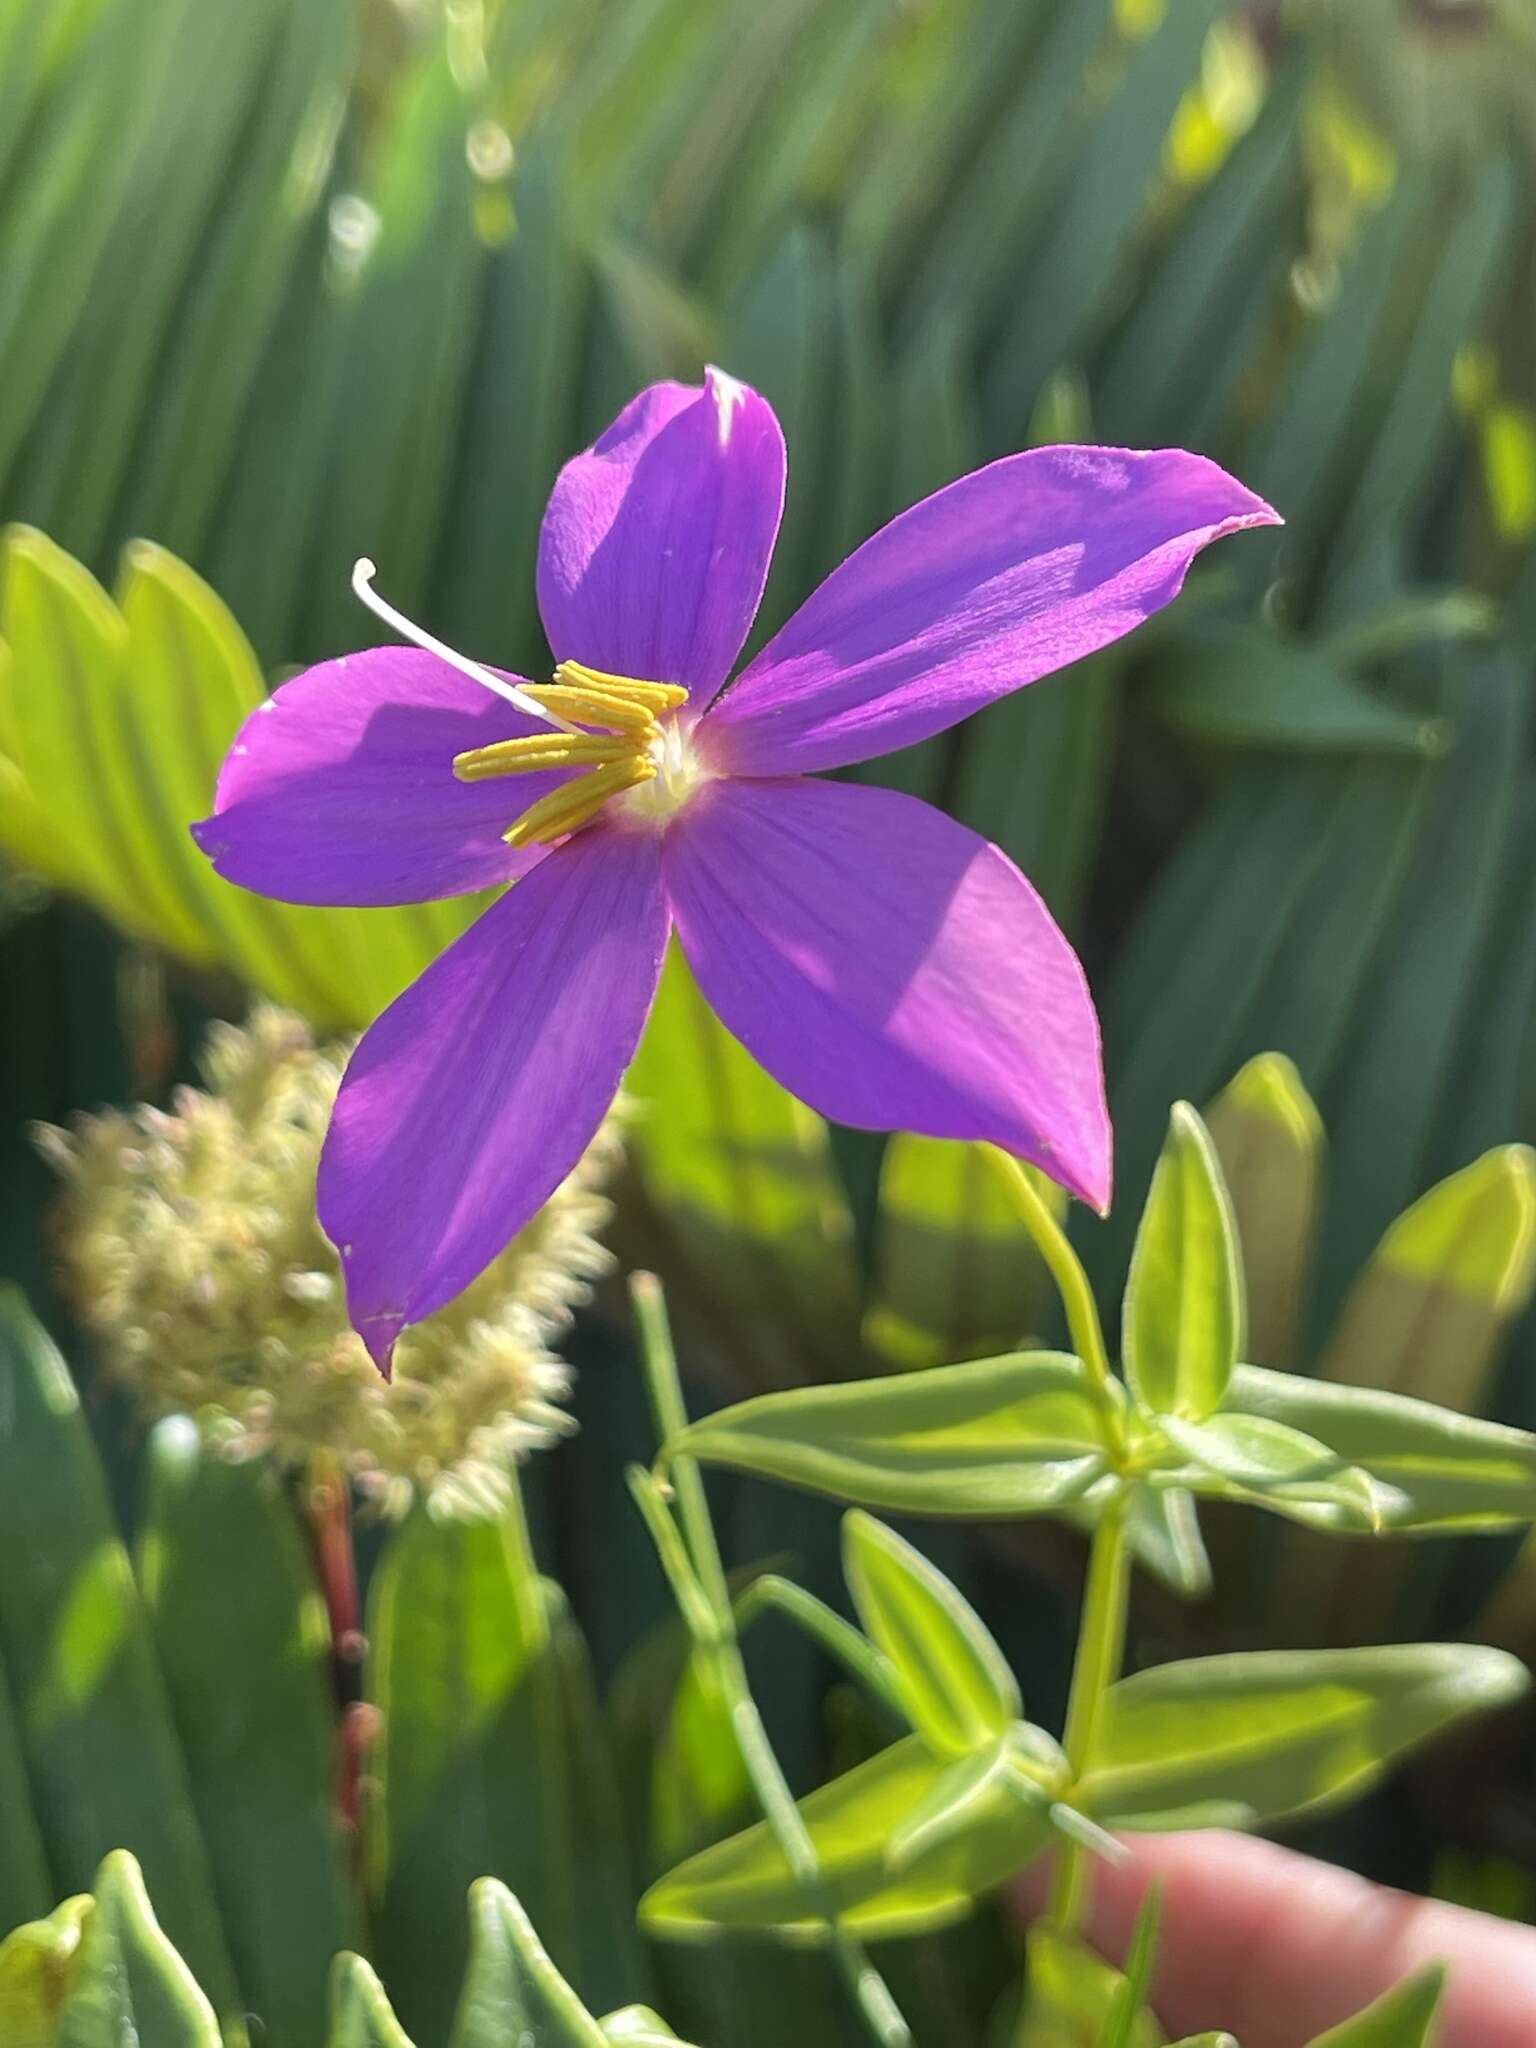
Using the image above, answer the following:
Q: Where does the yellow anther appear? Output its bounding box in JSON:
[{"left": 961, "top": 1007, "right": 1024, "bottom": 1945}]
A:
[
  {"left": 519, "top": 684, "right": 655, "bottom": 735},
  {"left": 554, "top": 661, "right": 689, "bottom": 714},
  {"left": 502, "top": 756, "right": 657, "bottom": 848},
  {"left": 453, "top": 731, "right": 634, "bottom": 781}
]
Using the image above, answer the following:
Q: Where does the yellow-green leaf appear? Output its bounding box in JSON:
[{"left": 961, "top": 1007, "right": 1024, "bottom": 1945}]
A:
[
  {"left": 842, "top": 1513, "right": 1019, "bottom": 1756},
  {"left": 640, "top": 1734, "right": 1054, "bottom": 1944},
  {"left": 669, "top": 1354, "right": 1109, "bottom": 1517},
  {"left": 1204, "top": 1052, "right": 1324, "bottom": 1371},
  {"left": 1078, "top": 1645, "right": 1527, "bottom": 1832},
  {"left": 1123, "top": 1103, "right": 1245, "bottom": 1421}
]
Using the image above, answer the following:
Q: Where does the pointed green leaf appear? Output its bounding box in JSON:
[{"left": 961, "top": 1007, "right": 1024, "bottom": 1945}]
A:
[
  {"left": 1143, "top": 625, "right": 1450, "bottom": 756},
  {"left": 1305, "top": 1965, "right": 1445, "bottom": 2047},
  {"left": 843, "top": 1513, "right": 1018, "bottom": 1757},
  {"left": 138, "top": 1421, "right": 355, "bottom": 2048},
  {"left": 328, "top": 1955, "right": 416, "bottom": 2048},
  {"left": 1204, "top": 1052, "right": 1324, "bottom": 1372},
  {"left": 0, "top": 1291, "right": 239, "bottom": 2022},
  {"left": 1104, "top": 1890, "right": 1163, "bottom": 2048},
  {"left": 640, "top": 1734, "right": 1055, "bottom": 1943},
  {"left": 448, "top": 1880, "right": 607, "bottom": 2048},
  {"left": 1078, "top": 1645, "right": 1528, "bottom": 1832},
  {"left": 368, "top": 1503, "right": 637, "bottom": 2043},
  {"left": 1159, "top": 1413, "right": 1385, "bottom": 1528},
  {"left": 1014, "top": 1922, "right": 1165, "bottom": 2048},
  {"left": 1124, "top": 1104, "right": 1244, "bottom": 1421},
  {"left": 1224, "top": 1366, "right": 1536, "bottom": 1532},
  {"left": 57, "top": 1852, "right": 220, "bottom": 2048},
  {"left": 1127, "top": 1484, "right": 1211, "bottom": 1602},
  {"left": 669, "top": 1354, "right": 1109, "bottom": 1518},
  {"left": 0, "top": 1897, "right": 93, "bottom": 2048}
]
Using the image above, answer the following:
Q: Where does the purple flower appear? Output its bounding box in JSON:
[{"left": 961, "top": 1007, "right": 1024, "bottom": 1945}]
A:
[{"left": 194, "top": 371, "right": 1278, "bottom": 1374}]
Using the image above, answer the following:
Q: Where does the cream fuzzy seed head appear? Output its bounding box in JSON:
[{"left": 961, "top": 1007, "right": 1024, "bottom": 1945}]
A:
[{"left": 39, "top": 1006, "right": 621, "bottom": 1515}]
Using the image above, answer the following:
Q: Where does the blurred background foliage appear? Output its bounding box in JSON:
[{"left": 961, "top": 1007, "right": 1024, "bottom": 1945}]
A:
[{"left": 3, "top": 0, "right": 1536, "bottom": 2038}]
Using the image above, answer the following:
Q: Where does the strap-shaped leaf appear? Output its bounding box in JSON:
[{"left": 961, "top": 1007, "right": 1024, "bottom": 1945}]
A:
[
  {"left": 640, "top": 1734, "right": 1053, "bottom": 1942},
  {"left": 0, "top": 1897, "right": 93, "bottom": 2048},
  {"left": 138, "top": 1422, "right": 356, "bottom": 2048},
  {"left": 1078, "top": 1645, "right": 1527, "bottom": 1831},
  {"left": 1305, "top": 1965, "right": 1444, "bottom": 2047},
  {"left": 1159, "top": 1413, "right": 1384, "bottom": 1528},
  {"left": 1224, "top": 1365, "right": 1536, "bottom": 1531},
  {"left": 842, "top": 1514, "right": 1018, "bottom": 1756},
  {"left": 57, "top": 1852, "right": 220, "bottom": 2048},
  {"left": 668, "top": 1353, "right": 1108, "bottom": 1517},
  {"left": 1123, "top": 1103, "right": 1245, "bottom": 1421},
  {"left": 329, "top": 1954, "right": 417, "bottom": 2048},
  {"left": 1204, "top": 1051, "right": 1323, "bottom": 1371}
]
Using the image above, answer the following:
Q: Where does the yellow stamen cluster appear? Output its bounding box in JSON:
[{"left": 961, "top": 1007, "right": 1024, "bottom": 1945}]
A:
[{"left": 453, "top": 660, "right": 688, "bottom": 849}]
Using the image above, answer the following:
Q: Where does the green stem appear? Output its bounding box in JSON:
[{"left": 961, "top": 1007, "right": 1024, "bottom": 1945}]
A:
[
  {"left": 985, "top": 1148, "right": 1124, "bottom": 1447},
  {"left": 630, "top": 1273, "right": 914, "bottom": 2048},
  {"left": 1048, "top": 1491, "right": 1132, "bottom": 1931}
]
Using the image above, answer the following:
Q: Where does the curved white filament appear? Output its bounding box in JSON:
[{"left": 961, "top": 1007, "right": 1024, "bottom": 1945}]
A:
[{"left": 350, "top": 560, "right": 579, "bottom": 732}]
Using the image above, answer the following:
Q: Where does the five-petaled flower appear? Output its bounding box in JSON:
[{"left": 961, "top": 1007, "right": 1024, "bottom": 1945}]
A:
[{"left": 194, "top": 370, "right": 1278, "bottom": 1374}]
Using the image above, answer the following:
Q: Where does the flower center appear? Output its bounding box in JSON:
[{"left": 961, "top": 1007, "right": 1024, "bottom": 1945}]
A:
[{"left": 453, "top": 661, "right": 709, "bottom": 847}]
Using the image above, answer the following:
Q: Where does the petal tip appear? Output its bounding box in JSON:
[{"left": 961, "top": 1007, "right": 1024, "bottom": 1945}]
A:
[{"left": 358, "top": 1311, "right": 404, "bottom": 1382}]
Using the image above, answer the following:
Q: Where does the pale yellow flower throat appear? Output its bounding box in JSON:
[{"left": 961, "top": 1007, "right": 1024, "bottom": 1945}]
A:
[{"left": 453, "top": 662, "right": 690, "bottom": 848}]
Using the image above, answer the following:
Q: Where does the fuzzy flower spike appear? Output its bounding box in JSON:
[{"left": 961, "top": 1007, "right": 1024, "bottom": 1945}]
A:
[{"left": 195, "top": 371, "right": 1278, "bottom": 1374}]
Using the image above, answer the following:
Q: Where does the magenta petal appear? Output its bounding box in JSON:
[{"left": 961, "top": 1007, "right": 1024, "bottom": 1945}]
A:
[
  {"left": 702, "top": 446, "right": 1280, "bottom": 776},
  {"left": 318, "top": 824, "right": 669, "bottom": 1370},
  {"left": 192, "top": 648, "right": 573, "bottom": 906},
  {"left": 663, "top": 777, "right": 1110, "bottom": 1209},
  {"left": 536, "top": 368, "right": 785, "bottom": 707}
]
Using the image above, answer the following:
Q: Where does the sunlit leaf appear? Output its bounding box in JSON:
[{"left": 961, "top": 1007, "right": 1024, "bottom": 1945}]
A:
[
  {"left": 669, "top": 1354, "right": 1109, "bottom": 1517},
  {"left": 328, "top": 1953, "right": 417, "bottom": 2048},
  {"left": 842, "top": 1513, "right": 1019, "bottom": 1757},
  {"left": 640, "top": 1734, "right": 1055, "bottom": 1943},
  {"left": 56, "top": 1852, "right": 220, "bottom": 2048},
  {"left": 1204, "top": 1052, "right": 1324, "bottom": 1372},
  {"left": 1078, "top": 1644, "right": 1527, "bottom": 1831},
  {"left": 0, "top": 1897, "right": 93, "bottom": 2048},
  {"left": 1124, "top": 1104, "right": 1244, "bottom": 1421},
  {"left": 1304, "top": 1964, "right": 1444, "bottom": 2047}
]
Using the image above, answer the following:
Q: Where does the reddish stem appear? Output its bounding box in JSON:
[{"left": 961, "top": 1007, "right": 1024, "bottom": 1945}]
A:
[{"left": 305, "top": 1461, "right": 368, "bottom": 1837}]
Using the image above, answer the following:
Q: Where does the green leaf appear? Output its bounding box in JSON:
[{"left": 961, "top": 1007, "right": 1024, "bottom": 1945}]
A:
[
  {"left": 1123, "top": 1104, "right": 1244, "bottom": 1421},
  {"left": 600, "top": 2007, "right": 701, "bottom": 2046},
  {"left": 0, "top": 1291, "right": 239, "bottom": 2023},
  {"left": 1013, "top": 1922, "right": 1165, "bottom": 2048},
  {"left": 327, "top": 1955, "right": 416, "bottom": 2048},
  {"left": 1159, "top": 1413, "right": 1384, "bottom": 1528},
  {"left": 1203, "top": 1052, "right": 1324, "bottom": 1372},
  {"left": 1104, "top": 1890, "right": 1163, "bottom": 2048},
  {"left": 1305, "top": 1964, "right": 1445, "bottom": 2047},
  {"left": 1142, "top": 625, "right": 1450, "bottom": 756},
  {"left": 136, "top": 1421, "right": 356, "bottom": 2048},
  {"left": 669, "top": 1353, "right": 1109, "bottom": 1517},
  {"left": 1223, "top": 1366, "right": 1536, "bottom": 1532},
  {"left": 0, "top": 1646, "right": 50, "bottom": 1936},
  {"left": 367, "top": 1503, "right": 639, "bottom": 2042},
  {"left": 0, "top": 1897, "right": 93, "bottom": 2048},
  {"left": 640, "top": 1733, "right": 1056, "bottom": 1944},
  {"left": 888, "top": 1739, "right": 1031, "bottom": 1871},
  {"left": 448, "top": 1880, "right": 607, "bottom": 2048},
  {"left": 865, "top": 1135, "right": 1058, "bottom": 1367},
  {"left": 1078, "top": 1645, "right": 1528, "bottom": 1832},
  {"left": 57, "top": 1852, "right": 220, "bottom": 2048},
  {"left": 622, "top": 942, "right": 861, "bottom": 1381},
  {"left": 842, "top": 1513, "right": 1019, "bottom": 1757},
  {"left": 1126, "top": 1485, "right": 1211, "bottom": 1602}
]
